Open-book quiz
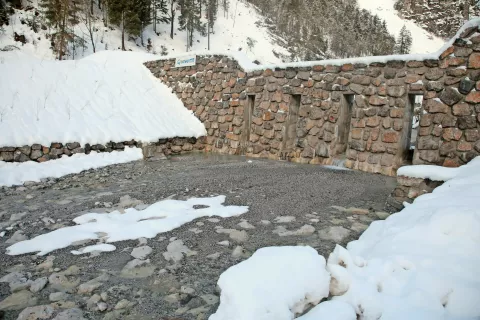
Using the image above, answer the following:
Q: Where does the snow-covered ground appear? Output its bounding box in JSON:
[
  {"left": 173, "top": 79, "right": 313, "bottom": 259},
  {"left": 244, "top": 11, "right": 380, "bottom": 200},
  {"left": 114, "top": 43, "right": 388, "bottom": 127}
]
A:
[
  {"left": 7, "top": 195, "right": 249, "bottom": 256},
  {"left": 357, "top": 0, "right": 445, "bottom": 54},
  {"left": 210, "top": 246, "right": 330, "bottom": 320},
  {"left": 0, "top": 147, "right": 143, "bottom": 187},
  {"left": 0, "top": 50, "right": 205, "bottom": 148},
  {"left": 211, "top": 157, "right": 480, "bottom": 320},
  {"left": 0, "top": 0, "right": 286, "bottom": 64}
]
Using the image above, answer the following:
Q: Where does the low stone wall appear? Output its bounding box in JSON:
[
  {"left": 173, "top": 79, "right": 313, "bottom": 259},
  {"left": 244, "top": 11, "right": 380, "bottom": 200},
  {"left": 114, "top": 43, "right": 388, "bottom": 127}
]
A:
[
  {"left": 386, "top": 175, "right": 443, "bottom": 211},
  {"left": 145, "top": 23, "right": 480, "bottom": 176},
  {"left": 0, "top": 138, "right": 202, "bottom": 163}
]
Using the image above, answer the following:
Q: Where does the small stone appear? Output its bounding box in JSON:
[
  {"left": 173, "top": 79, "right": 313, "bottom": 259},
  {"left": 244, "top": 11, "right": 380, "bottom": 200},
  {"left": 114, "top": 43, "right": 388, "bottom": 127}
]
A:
[
  {"left": 49, "top": 291, "right": 69, "bottom": 302},
  {"left": 52, "top": 308, "right": 85, "bottom": 320},
  {"left": 207, "top": 252, "right": 221, "bottom": 260},
  {"left": 201, "top": 294, "right": 219, "bottom": 306},
  {"left": 97, "top": 302, "right": 108, "bottom": 312},
  {"left": 5, "top": 230, "right": 28, "bottom": 244},
  {"left": 130, "top": 246, "right": 152, "bottom": 260},
  {"left": 345, "top": 207, "right": 370, "bottom": 215},
  {"left": 318, "top": 226, "right": 351, "bottom": 243},
  {"left": 231, "top": 246, "right": 249, "bottom": 259},
  {"left": 217, "top": 240, "right": 230, "bottom": 246},
  {"left": 375, "top": 211, "right": 390, "bottom": 220},
  {"left": 120, "top": 259, "right": 156, "bottom": 279},
  {"left": 114, "top": 299, "right": 132, "bottom": 310},
  {"left": 237, "top": 220, "right": 255, "bottom": 229},
  {"left": 180, "top": 286, "right": 195, "bottom": 294},
  {"left": 162, "top": 240, "right": 197, "bottom": 263},
  {"left": 16, "top": 305, "right": 54, "bottom": 320},
  {"left": 29, "top": 277, "right": 48, "bottom": 293},
  {"left": 0, "top": 290, "right": 37, "bottom": 311},
  {"left": 274, "top": 216, "right": 296, "bottom": 223}
]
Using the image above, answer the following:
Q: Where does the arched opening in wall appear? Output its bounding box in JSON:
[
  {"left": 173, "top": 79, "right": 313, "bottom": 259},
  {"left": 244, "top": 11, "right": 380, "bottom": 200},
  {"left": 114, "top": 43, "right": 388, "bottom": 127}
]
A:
[
  {"left": 239, "top": 94, "right": 255, "bottom": 155},
  {"left": 280, "top": 94, "right": 300, "bottom": 159},
  {"left": 401, "top": 94, "right": 423, "bottom": 164},
  {"left": 334, "top": 94, "right": 354, "bottom": 158}
]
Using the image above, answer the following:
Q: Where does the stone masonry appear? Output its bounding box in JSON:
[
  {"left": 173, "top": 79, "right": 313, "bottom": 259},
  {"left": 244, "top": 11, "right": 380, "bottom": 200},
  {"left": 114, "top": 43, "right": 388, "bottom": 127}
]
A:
[{"left": 145, "top": 24, "right": 480, "bottom": 176}]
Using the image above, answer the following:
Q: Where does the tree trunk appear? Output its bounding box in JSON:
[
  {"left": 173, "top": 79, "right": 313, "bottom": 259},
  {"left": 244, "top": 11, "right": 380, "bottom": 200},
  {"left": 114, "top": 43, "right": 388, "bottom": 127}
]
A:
[
  {"left": 121, "top": 10, "right": 126, "bottom": 51},
  {"left": 170, "top": 2, "right": 175, "bottom": 39}
]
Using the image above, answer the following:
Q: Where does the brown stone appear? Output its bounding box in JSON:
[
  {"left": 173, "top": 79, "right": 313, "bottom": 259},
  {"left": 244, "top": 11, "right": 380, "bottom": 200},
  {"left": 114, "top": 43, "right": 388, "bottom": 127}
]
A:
[
  {"left": 465, "top": 129, "right": 479, "bottom": 142},
  {"left": 443, "top": 158, "right": 461, "bottom": 168},
  {"left": 452, "top": 103, "right": 472, "bottom": 116},
  {"left": 390, "top": 108, "right": 404, "bottom": 118},
  {"left": 382, "top": 131, "right": 399, "bottom": 143},
  {"left": 442, "top": 128, "right": 463, "bottom": 141},
  {"left": 468, "top": 52, "right": 480, "bottom": 69},
  {"left": 457, "top": 141, "right": 472, "bottom": 151},
  {"left": 440, "top": 46, "right": 454, "bottom": 59},
  {"left": 369, "top": 96, "right": 387, "bottom": 106},
  {"left": 426, "top": 99, "right": 448, "bottom": 113},
  {"left": 465, "top": 91, "right": 480, "bottom": 104},
  {"left": 366, "top": 116, "right": 380, "bottom": 127}
]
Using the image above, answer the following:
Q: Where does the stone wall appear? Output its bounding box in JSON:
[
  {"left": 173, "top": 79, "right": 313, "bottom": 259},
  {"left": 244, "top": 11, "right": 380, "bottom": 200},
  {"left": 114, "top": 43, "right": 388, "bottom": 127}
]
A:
[
  {"left": 145, "top": 24, "right": 480, "bottom": 176},
  {"left": 0, "top": 138, "right": 200, "bottom": 163}
]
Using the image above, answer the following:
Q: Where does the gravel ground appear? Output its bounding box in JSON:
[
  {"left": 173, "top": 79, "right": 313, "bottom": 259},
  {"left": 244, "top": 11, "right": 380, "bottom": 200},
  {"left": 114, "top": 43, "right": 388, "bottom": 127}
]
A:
[{"left": 0, "top": 154, "right": 396, "bottom": 320}]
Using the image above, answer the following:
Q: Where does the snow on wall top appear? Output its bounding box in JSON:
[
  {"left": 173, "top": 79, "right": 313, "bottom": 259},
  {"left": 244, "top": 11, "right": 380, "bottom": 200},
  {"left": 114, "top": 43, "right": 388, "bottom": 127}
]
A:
[
  {"left": 150, "top": 18, "right": 480, "bottom": 73},
  {"left": 0, "top": 51, "right": 206, "bottom": 148}
]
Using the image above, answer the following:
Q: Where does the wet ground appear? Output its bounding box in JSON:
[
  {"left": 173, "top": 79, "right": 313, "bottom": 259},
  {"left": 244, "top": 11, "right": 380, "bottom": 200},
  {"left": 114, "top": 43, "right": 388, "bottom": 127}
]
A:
[{"left": 0, "top": 154, "right": 396, "bottom": 320}]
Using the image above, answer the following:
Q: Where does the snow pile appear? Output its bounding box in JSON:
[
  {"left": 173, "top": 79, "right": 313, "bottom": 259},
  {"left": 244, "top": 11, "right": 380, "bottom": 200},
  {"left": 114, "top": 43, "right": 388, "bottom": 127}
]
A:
[
  {"left": 318, "top": 157, "right": 480, "bottom": 319},
  {"left": 6, "top": 195, "right": 249, "bottom": 256},
  {"left": 209, "top": 246, "right": 330, "bottom": 320},
  {"left": 357, "top": 0, "right": 444, "bottom": 54},
  {"left": 397, "top": 165, "right": 460, "bottom": 181},
  {"left": 0, "top": 147, "right": 143, "bottom": 187},
  {"left": 0, "top": 50, "right": 206, "bottom": 148}
]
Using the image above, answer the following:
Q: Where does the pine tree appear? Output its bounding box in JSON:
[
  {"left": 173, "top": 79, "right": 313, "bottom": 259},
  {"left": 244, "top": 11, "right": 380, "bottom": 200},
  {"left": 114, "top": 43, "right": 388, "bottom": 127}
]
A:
[
  {"left": 206, "top": 0, "right": 217, "bottom": 49},
  {"left": 178, "top": 0, "right": 205, "bottom": 50},
  {"left": 40, "top": 0, "right": 81, "bottom": 59},
  {"left": 168, "top": 0, "right": 177, "bottom": 39},
  {"left": 395, "top": 25, "right": 412, "bottom": 54},
  {"left": 107, "top": 0, "right": 141, "bottom": 50},
  {"left": 0, "top": 0, "right": 8, "bottom": 26},
  {"left": 152, "top": 0, "right": 168, "bottom": 34}
]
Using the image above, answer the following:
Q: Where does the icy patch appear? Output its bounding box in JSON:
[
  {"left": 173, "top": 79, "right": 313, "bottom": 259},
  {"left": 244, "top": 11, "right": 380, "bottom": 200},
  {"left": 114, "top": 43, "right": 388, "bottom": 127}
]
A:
[
  {"left": 0, "top": 147, "right": 143, "bottom": 187},
  {"left": 397, "top": 164, "right": 459, "bottom": 181},
  {"left": 6, "top": 196, "right": 249, "bottom": 256},
  {"left": 71, "top": 244, "right": 116, "bottom": 255},
  {"left": 209, "top": 246, "right": 330, "bottom": 320}
]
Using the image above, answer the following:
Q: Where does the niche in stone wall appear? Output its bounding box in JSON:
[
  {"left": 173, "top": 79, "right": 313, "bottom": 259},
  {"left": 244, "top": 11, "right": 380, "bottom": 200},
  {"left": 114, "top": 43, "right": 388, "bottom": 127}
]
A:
[
  {"left": 334, "top": 94, "right": 355, "bottom": 158},
  {"left": 280, "top": 95, "right": 300, "bottom": 157},
  {"left": 239, "top": 95, "right": 255, "bottom": 155},
  {"left": 400, "top": 94, "right": 423, "bottom": 164}
]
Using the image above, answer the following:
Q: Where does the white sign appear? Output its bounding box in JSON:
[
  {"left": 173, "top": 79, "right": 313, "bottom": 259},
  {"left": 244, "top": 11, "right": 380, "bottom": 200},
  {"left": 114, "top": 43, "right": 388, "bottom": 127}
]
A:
[{"left": 174, "top": 55, "right": 196, "bottom": 68}]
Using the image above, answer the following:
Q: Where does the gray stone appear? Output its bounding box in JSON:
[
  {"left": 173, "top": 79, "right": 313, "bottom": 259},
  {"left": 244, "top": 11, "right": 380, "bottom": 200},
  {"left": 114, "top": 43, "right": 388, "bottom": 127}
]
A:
[
  {"left": 66, "top": 142, "right": 81, "bottom": 150},
  {"left": 5, "top": 230, "right": 28, "bottom": 244},
  {"left": 16, "top": 305, "right": 54, "bottom": 320},
  {"left": 439, "top": 87, "right": 463, "bottom": 106},
  {"left": 375, "top": 211, "right": 390, "bottom": 220},
  {"left": 114, "top": 299, "right": 134, "bottom": 310},
  {"left": 30, "top": 149, "right": 43, "bottom": 160},
  {"left": 318, "top": 226, "right": 351, "bottom": 243},
  {"left": 130, "top": 246, "right": 152, "bottom": 260},
  {"left": 30, "top": 277, "right": 48, "bottom": 293},
  {"left": 163, "top": 240, "right": 197, "bottom": 262},
  {"left": 18, "top": 146, "right": 31, "bottom": 155},
  {"left": 9, "top": 278, "right": 32, "bottom": 292},
  {"left": 459, "top": 78, "right": 475, "bottom": 94},
  {"left": 14, "top": 151, "right": 30, "bottom": 162},
  {"left": 49, "top": 291, "right": 70, "bottom": 301},
  {"left": 273, "top": 225, "right": 316, "bottom": 236},
  {"left": 215, "top": 228, "right": 249, "bottom": 242},
  {"left": 52, "top": 308, "right": 86, "bottom": 320},
  {"left": 201, "top": 294, "right": 219, "bottom": 306},
  {"left": 0, "top": 290, "right": 37, "bottom": 311},
  {"left": 10, "top": 211, "right": 28, "bottom": 221},
  {"left": 120, "top": 259, "right": 156, "bottom": 279}
]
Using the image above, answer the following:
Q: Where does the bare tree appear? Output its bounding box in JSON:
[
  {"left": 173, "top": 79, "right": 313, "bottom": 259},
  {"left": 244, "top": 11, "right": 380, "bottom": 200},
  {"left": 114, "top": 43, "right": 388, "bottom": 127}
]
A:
[{"left": 81, "top": 0, "right": 97, "bottom": 52}]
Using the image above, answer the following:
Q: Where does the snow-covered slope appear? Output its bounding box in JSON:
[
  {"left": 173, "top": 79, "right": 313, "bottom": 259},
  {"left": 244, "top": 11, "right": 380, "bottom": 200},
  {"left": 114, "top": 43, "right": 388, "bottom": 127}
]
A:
[
  {"left": 357, "top": 0, "right": 445, "bottom": 54},
  {"left": 0, "top": 50, "right": 206, "bottom": 148},
  {"left": 0, "top": 0, "right": 286, "bottom": 64}
]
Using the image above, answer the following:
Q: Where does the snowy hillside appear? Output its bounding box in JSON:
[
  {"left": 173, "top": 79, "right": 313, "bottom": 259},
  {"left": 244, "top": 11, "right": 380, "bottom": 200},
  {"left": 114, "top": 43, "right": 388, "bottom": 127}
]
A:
[
  {"left": 0, "top": 50, "right": 206, "bottom": 148},
  {"left": 0, "top": 0, "right": 287, "bottom": 64},
  {"left": 357, "top": 0, "right": 445, "bottom": 54}
]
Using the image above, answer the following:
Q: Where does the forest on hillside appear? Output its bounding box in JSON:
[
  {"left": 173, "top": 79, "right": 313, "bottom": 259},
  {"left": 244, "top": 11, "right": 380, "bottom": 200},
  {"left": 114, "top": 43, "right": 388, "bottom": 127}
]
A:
[
  {"left": 247, "top": 0, "right": 398, "bottom": 61},
  {"left": 1, "top": 0, "right": 411, "bottom": 61}
]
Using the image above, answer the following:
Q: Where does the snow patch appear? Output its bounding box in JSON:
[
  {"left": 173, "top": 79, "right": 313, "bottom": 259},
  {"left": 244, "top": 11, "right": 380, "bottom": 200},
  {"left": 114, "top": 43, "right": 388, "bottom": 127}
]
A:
[
  {"left": 6, "top": 195, "right": 249, "bottom": 256},
  {"left": 209, "top": 246, "right": 330, "bottom": 320},
  {"left": 0, "top": 147, "right": 143, "bottom": 187}
]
